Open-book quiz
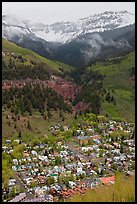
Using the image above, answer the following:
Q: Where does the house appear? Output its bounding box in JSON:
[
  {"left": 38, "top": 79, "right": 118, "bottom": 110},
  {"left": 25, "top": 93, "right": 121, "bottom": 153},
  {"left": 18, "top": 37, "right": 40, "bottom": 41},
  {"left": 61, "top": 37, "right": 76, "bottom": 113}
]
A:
[
  {"left": 92, "top": 145, "right": 98, "bottom": 150},
  {"left": 33, "top": 145, "right": 39, "bottom": 149},
  {"left": 113, "top": 156, "right": 120, "bottom": 162},
  {"left": 126, "top": 171, "right": 134, "bottom": 176},
  {"left": 90, "top": 153, "right": 97, "bottom": 158},
  {"left": 91, "top": 135, "right": 101, "bottom": 140},
  {"left": 23, "top": 152, "right": 30, "bottom": 157},
  {"left": 39, "top": 144, "right": 45, "bottom": 149},
  {"left": 22, "top": 158, "right": 27, "bottom": 163},
  {"left": 78, "top": 137, "right": 90, "bottom": 145},
  {"left": 88, "top": 128, "right": 94, "bottom": 134},
  {"left": 8, "top": 149, "right": 13, "bottom": 154},
  {"left": 123, "top": 140, "right": 134, "bottom": 147},
  {"left": 51, "top": 184, "right": 61, "bottom": 192},
  {"left": 106, "top": 158, "right": 112, "bottom": 163},
  {"left": 32, "top": 157, "right": 38, "bottom": 162},
  {"left": 77, "top": 167, "right": 82, "bottom": 174},
  {"left": 93, "top": 139, "right": 101, "bottom": 144},
  {"left": 53, "top": 166, "right": 59, "bottom": 173},
  {"left": 2, "top": 146, "right": 8, "bottom": 152},
  {"left": 59, "top": 166, "right": 66, "bottom": 173},
  {"left": 12, "top": 166, "right": 17, "bottom": 171},
  {"left": 14, "top": 140, "right": 20, "bottom": 143},
  {"left": 63, "top": 126, "right": 69, "bottom": 131},
  {"left": 27, "top": 157, "right": 32, "bottom": 162},
  {"left": 81, "top": 147, "right": 93, "bottom": 152},
  {"left": 6, "top": 140, "right": 12, "bottom": 144},
  {"left": 24, "top": 177, "right": 33, "bottom": 185},
  {"left": 76, "top": 130, "right": 85, "bottom": 136},
  {"left": 42, "top": 185, "right": 50, "bottom": 193},
  {"left": 31, "top": 150, "right": 38, "bottom": 156},
  {"left": 90, "top": 183, "right": 95, "bottom": 189},
  {"left": 37, "top": 176, "right": 46, "bottom": 184},
  {"left": 90, "top": 170, "right": 97, "bottom": 175},
  {"left": 38, "top": 155, "right": 49, "bottom": 162},
  {"left": 57, "top": 141, "right": 62, "bottom": 146},
  {"left": 113, "top": 142, "right": 120, "bottom": 148},
  {"left": 35, "top": 188, "right": 45, "bottom": 197},
  {"left": 2, "top": 51, "right": 5, "bottom": 57},
  {"left": 9, "top": 179, "right": 16, "bottom": 186},
  {"left": 60, "top": 150, "right": 68, "bottom": 157},
  {"left": 68, "top": 181, "right": 76, "bottom": 189},
  {"left": 13, "top": 159, "right": 18, "bottom": 166},
  {"left": 119, "top": 154, "right": 126, "bottom": 161},
  {"left": 111, "top": 149, "right": 120, "bottom": 155},
  {"left": 77, "top": 161, "right": 83, "bottom": 168}
]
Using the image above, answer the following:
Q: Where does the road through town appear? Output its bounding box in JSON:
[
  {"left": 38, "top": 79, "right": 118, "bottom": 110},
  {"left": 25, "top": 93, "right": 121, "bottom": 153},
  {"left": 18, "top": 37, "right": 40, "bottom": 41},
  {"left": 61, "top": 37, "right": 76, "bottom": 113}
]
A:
[{"left": 15, "top": 172, "right": 34, "bottom": 199}]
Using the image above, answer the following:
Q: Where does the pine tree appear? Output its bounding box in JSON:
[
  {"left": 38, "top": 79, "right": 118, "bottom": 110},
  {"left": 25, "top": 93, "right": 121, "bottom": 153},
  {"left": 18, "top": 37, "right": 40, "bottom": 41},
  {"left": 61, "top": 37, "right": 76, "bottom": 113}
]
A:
[
  {"left": 47, "top": 110, "right": 51, "bottom": 119},
  {"left": 18, "top": 131, "right": 22, "bottom": 138},
  {"left": 27, "top": 121, "right": 31, "bottom": 130},
  {"left": 75, "top": 112, "right": 78, "bottom": 119}
]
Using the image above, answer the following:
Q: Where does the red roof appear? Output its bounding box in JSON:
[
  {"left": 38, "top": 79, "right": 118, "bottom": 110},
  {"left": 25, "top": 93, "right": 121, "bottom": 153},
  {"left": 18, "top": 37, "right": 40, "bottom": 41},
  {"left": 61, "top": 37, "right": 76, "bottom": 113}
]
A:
[{"left": 100, "top": 176, "right": 115, "bottom": 184}]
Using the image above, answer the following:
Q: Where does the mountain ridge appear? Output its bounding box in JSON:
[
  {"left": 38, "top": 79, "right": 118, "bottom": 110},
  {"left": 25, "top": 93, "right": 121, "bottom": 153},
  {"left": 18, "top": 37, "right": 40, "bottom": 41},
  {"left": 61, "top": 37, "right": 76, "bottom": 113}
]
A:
[{"left": 2, "top": 10, "right": 135, "bottom": 43}]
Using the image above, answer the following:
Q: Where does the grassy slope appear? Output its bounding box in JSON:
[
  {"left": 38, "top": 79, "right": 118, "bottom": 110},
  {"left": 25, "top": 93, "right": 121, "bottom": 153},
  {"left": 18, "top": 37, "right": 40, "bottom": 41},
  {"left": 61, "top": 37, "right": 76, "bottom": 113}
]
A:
[
  {"left": 2, "top": 109, "right": 82, "bottom": 142},
  {"left": 2, "top": 38, "right": 74, "bottom": 74},
  {"left": 87, "top": 52, "right": 135, "bottom": 122}
]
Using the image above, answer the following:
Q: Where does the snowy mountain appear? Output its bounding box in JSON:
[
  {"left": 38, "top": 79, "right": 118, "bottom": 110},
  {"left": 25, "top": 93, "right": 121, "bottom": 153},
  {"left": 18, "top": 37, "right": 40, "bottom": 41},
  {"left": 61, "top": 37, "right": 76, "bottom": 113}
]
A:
[
  {"left": 2, "top": 11, "right": 135, "bottom": 43},
  {"left": 2, "top": 11, "right": 135, "bottom": 67},
  {"left": 32, "top": 10, "right": 134, "bottom": 43}
]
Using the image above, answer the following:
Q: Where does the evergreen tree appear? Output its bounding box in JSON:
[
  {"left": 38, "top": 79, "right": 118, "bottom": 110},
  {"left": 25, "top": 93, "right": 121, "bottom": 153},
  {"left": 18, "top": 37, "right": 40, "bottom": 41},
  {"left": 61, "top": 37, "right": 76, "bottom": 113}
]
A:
[
  {"left": 27, "top": 121, "right": 31, "bottom": 130},
  {"left": 18, "top": 131, "right": 22, "bottom": 138},
  {"left": 105, "top": 92, "right": 111, "bottom": 102},
  {"left": 75, "top": 112, "right": 78, "bottom": 119}
]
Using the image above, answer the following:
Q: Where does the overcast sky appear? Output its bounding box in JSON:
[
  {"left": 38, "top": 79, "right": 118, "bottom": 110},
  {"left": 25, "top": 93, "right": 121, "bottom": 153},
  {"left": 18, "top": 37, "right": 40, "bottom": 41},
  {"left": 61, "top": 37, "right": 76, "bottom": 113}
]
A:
[{"left": 2, "top": 2, "right": 135, "bottom": 24}]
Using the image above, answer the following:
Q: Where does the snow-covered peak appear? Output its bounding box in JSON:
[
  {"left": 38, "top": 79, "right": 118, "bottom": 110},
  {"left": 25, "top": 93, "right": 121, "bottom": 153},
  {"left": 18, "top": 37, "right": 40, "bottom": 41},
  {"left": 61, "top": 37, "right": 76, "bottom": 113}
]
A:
[
  {"left": 76, "top": 10, "right": 135, "bottom": 30},
  {"left": 2, "top": 10, "right": 135, "bottom": 44}
]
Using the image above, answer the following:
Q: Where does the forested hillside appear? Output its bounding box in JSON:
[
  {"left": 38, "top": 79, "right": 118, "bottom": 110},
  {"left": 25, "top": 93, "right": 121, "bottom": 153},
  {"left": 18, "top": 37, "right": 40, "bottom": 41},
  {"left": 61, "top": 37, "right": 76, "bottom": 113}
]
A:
[{"left": 87, "top": 52, "right": 135, "bottom": 121}]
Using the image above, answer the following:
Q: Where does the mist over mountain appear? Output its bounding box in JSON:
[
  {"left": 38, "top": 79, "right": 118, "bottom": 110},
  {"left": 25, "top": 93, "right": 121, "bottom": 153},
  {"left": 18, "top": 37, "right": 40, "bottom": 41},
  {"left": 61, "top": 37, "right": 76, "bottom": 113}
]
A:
[{"left": 2, "top": 10, "right": 135, "bottom": 67}]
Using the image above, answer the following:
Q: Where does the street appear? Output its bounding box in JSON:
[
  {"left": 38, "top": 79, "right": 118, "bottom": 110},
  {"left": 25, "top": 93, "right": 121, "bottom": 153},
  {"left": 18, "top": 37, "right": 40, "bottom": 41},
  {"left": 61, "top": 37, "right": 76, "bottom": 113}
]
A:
[{"left": 15, "top": 172, "right": 34, "bottom": 199}]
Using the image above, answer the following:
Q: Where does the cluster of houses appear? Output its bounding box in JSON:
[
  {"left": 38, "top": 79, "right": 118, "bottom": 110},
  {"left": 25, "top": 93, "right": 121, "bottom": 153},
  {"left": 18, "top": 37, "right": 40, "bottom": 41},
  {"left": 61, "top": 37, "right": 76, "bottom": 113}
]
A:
[{"left": 2, "top": 118, "right": 135, "bottom": 202}]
